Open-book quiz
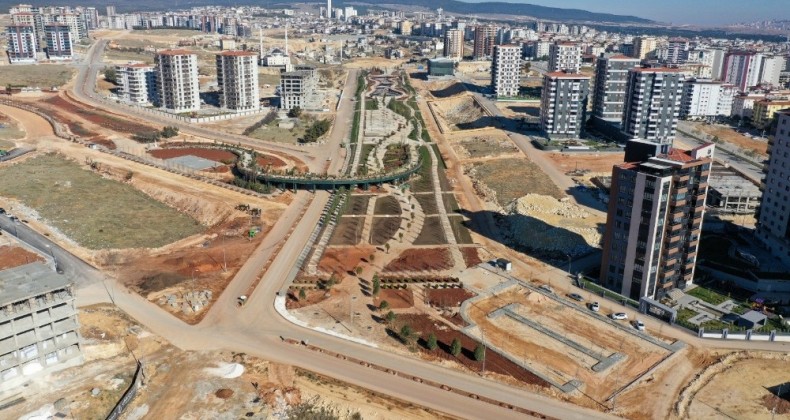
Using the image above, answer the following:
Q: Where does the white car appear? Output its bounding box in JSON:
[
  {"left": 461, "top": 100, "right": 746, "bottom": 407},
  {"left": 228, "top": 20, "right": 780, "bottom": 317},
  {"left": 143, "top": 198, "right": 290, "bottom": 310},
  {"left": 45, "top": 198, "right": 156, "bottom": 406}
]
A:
[
  {"left": 634, "top": 320, "right": 646, "bottom": 331},
  {"left": 611, "top": 312, "right": 628, "bottom": 320},
  {"left": 539, "top": 284, "right": 554, "bottom": 294},
  {"left": 590, "top": 302, "right": 600, "bottom": 312}
]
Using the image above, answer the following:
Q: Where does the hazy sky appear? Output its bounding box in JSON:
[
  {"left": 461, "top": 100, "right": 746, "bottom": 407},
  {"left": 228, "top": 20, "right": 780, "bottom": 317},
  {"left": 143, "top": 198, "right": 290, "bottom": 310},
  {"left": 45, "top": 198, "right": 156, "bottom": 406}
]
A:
[{"left": 459, "top": 0, "right": 787, "bottom": 25}]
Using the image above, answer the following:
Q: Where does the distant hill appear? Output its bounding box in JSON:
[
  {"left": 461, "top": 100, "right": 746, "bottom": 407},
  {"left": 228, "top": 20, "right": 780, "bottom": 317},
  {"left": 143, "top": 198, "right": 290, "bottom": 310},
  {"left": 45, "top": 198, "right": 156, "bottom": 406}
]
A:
[{"left": 0, "top": 0, "right": 653, "bottom": 24}]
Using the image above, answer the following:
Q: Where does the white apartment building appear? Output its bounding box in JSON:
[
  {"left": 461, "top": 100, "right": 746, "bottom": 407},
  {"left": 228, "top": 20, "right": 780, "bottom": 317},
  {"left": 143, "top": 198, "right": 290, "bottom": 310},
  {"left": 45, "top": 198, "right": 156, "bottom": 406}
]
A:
[
  {"left": 760, "top": 56, "right": 785, "bottom": 87},
  {"left": 723, "top": 51, "right": 764, "bottom": 92},
  {"left": 757, "top": 110, "right": 790, "bottom": 266},
  {"left": 680, "top": 79, "right": 736, "bottom": 118},
  {"left": 5, "top": 25, "right": 37, "bottom": 63},
  {"left": 155, "top": 50, "right": 201, "bottom": 113},
  {"left": 548, "top": 42, "right": 581, "bottom": 73},
  {"left": 443, "top": 28, "right": 464, "bottom": 61},
  {"left": 592, "top": 55, "right": 641, "bottom": 123},
  {"left": 540, "top": 72, "right": 590, "bottom": 138},
  {"left": 44, "top": 24, "right": 72, "bottom": 60},
  {"left": 491, "top": 44, "right": 521, "bottom": 98},
  {"left": 115, "top": 62, "right": 158, "bottom": 105},
  {"left": 216, "top": 51, "right": 260, "bottom": 112}
]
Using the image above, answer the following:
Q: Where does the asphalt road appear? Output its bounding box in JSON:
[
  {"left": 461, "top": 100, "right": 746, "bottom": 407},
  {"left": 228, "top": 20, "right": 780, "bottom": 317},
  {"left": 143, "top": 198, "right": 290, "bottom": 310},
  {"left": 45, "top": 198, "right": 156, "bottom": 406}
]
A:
[{"left": 55, "top": 47, "right": 619, "bottom": 418}]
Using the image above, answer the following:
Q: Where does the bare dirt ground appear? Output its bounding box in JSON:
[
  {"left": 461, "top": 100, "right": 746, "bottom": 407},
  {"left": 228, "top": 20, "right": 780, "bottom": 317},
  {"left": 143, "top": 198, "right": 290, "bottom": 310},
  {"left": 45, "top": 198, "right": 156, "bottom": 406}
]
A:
[
  {"left": 318, "top": 246, "right": 375, "bottom": 276},
  {"left": 431, "top": 96, "right": 489, "bottom": 131},
  {"left": 546, "top": 152, "right": 626, "bottom": 175},
  {"left": 460, "top": 247, "right": 483, "bottom": 268},
  {"left": 0, "top": 245, "right": 44, "bottom": 270},
  {"left": 689, "top": 122, "right": 768, "bottom": 156},
  {"left": 449, "top": 133, "right": 520, "bottom": 160},
  {"left": 468, "top": 158, "right": 564, "bottom": 208},
  {"left": 0, "top": 104, "right": 291, "bottom": 324},
  {"left": 148, "top": 147, "right": 236, "bottom": 162},
  {"left": 4, "top": 303, "right": 454, "bottom": 420},
  {"left": 384, "top": 248, "right": 454, "bottom": 272},
  {"left": 465, "top": 287, "right": 672, "bottom": 405},
  {"left": 375, "top": 288, "right": 415, "bottom": 309},
  {"left": 685, "top": 353, "right": 790, "bottom": 420}
]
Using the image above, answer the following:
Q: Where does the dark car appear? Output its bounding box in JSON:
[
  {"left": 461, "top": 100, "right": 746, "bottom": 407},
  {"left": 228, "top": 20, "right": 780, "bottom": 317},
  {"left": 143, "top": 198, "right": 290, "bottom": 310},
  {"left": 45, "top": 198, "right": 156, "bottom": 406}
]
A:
[
  {"left": 568, "top": 293, "right": 584, "bottom": 302},
  {"left": 0, "top": 208, "right": 5, "bottom": 214}
]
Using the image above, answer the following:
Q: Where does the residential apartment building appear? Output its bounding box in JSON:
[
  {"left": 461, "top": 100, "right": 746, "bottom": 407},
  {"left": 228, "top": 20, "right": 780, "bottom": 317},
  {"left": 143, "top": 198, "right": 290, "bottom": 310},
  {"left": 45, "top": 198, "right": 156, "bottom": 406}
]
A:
[
  {"left": 5, "top": 25, "right": 37, "bottom": 63},
  {"left": 443, "top": 28, "right": 464, "bottom": 61},
  {"left": 752, "top": 100, "right": 790, "bottom": 129},
  {"left": 757, "top": 110, "right": 790, "bottom": 266},
  {"left": 216, "top": 51, "right": 260, "bottom": 112},
  {"left": 115, "top": 62, "right": 158, "bottom": 105},
  {"left": 280, "top": 69, "right": 318, "bottom": 110},
  {"left": 622, "top": 68, "right": 685, "bottom": 147},
  {"left": 760, "top": 56, "right": 785, "bottom": 87},
  {"left": 592, "top": 55, "right": 641, "bottom": 123},
  {"left": 540, "top": 72, "right": 590, "bottom": 138},
  {"left": 0, "top": 263, "right": 84, "bottom": 395},
  {"left": 633, "top": 36, "right": 657, "bottom": 60},
  {"left": 548, "top": 42, "right": 581, "bottom": 73},
  {"left": 680, "top": 79, "right": 736, "bottom": 118},
  {"left": 491, "top": 44, "right": 521, "bottom": 98},
  {"left": 155, "top": 50, "right": 200, "bottom": 113},
  {"left": 600, "top": 144, "right": 715, "bottom": 301},
  {"left": 722, "top": 51, "right": 764, "bottom": 92},
  {"left": 665, "top": 38, "right": 690, "bottom": 65},
  {"left": 472, "top": 25, "right": 497, "bottom": 60},
  {"left": 44, "top": 24, "right": 72, "bottom": 60}
]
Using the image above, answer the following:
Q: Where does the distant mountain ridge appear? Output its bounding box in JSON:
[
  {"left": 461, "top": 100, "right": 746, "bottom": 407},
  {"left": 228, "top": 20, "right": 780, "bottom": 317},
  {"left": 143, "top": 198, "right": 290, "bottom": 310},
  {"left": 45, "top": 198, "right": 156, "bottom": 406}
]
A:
[{"left": 0, "top": 0, "right": 652, "bottom": 24}]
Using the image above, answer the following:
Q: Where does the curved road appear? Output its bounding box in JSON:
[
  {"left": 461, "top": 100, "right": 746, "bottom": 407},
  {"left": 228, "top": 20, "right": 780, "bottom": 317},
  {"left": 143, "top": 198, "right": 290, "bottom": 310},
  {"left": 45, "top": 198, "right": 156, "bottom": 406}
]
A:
[
  {"left": 54, "top": 47, "right": 621, "bottom": 418},
  {"left": 72, "top": 39, "right": 357, "bottom": 174}
]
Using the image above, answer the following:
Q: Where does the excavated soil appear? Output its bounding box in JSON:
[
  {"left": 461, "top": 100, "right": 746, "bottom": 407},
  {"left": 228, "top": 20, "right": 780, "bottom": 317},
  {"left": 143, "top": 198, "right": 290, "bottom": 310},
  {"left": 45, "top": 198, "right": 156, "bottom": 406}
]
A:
[
  {"left": 426, "top": 288, "right": 476, "bottom": 308},
  {"left": 149, "top": 147, "right": 237, "bottom": 162},
  {"left": 384, "top": 248, "right": 453, "bottom": 272},
  {"left": 318, "top": 246, "right": 375, "bottom": 275},
  {"left": 0, "top": 245, "right": 44, "bottom": 270},
  {"left": 460, "top": 248, "right": 482, "bottom": 268},
  {"left": 398, "top": 314, "right": 551, "bottom": 388}
]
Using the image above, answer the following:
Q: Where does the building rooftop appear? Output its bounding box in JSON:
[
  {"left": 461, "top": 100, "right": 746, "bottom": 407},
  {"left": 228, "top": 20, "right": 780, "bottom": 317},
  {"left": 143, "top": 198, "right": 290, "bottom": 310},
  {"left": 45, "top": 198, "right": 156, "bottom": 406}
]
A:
[
  {"left": 545, "top": 71, "right": 590, "bottom": 79},
  {"left": 218, "top": 50, "right": 257, "bottom": 57},
  {"left": 0, "top": 262, "right": 71, "bottom": 304},
  {"left": 607, "top": 55, "right": 639, "bottom": 60},
  {"left": 631, "top": 67, "right": 683, "bottom": 73}
]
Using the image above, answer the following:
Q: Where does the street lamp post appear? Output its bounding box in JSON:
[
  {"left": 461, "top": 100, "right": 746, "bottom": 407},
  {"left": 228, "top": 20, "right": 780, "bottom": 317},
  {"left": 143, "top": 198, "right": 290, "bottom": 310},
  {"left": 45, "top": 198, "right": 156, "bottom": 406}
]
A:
[{"left": 566, "top": 254, "right": 572, "bottom": 276}]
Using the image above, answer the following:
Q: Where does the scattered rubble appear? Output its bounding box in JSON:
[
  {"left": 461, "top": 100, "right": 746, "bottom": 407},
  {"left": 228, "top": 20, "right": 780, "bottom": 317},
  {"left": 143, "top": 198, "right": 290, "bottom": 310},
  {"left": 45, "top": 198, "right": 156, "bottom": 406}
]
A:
[{"left": 504, "top": 194, "right": 604, "bottom": 257}]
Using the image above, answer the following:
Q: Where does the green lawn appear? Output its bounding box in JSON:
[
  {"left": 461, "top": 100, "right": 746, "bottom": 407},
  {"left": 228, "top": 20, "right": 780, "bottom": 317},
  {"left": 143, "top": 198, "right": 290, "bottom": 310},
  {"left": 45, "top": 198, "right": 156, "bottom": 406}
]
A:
[
  {"left": 686, "top": 286, "right": 732, "bottom": 305},
  {"left": 0, "top": 154, "right": 204, "bottom": 249}
]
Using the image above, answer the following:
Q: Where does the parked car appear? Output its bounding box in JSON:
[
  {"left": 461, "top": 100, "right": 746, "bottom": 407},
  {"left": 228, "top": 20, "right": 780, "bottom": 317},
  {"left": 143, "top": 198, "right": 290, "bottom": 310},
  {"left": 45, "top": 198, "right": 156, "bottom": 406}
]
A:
[
  {"left": 8, "top": 215, "right": 19, "bottom": 222},
  {"left": 590, "top": 302, "right": 600, "bottom": 312},
  {"left": 0, "top": 207, "right": 5, "bottom": 214},
  {"left": 539, "top": 284, "right": 554, "bottom": 294},
  {"left": 611, "top": 312, "right": 628, "bottom": 320},
  {"left": 568, "top": 293, "right": 584, "bottom": 302},
  {"left": 634, "top": 320, "right": 646, "bottom": 331}
]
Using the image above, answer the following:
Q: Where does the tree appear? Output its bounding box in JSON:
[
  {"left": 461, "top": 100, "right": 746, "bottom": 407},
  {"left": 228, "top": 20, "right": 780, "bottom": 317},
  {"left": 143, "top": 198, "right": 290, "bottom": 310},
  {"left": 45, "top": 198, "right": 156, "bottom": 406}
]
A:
[
  {"left": 355, "top": 266, "right": 363, "bottom": 276},
  {"left": 399, "top": 324, "right": 413, "bottom": 343},
  {"left": 385, "top": 310, "right": 396, "bottom": 324},
  {"left": 450, "top": 338, "right": 462, "bottom": 356},
  {"left": 378, "top": 300, "right": 389, "bottom": 311},
  {"left": 161, "top": 126, "right": 179, "bottom": 138},
  {"left": 103, "top": 66, "right": 117, "bottom": 83},
  {"left": 288, "top": 106, "right": 302, "bottom": 118},
  {"left": 426, "top": 332, "right": 438, "bottom": 350},
  {"left": 384, "top": 243, "right": 390, "bottom": 254},
  {"left": 474, "top": 343, "right": 486, "bottom": 361},
  {"left": 298, "top": 287, "right": 307, "bottom": 301},
  {"left": 372, "top": 275, "right": 381, "bottom": 296},
  {"left": 369, "top": 254, "right": 375, "bottom": 263}
]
